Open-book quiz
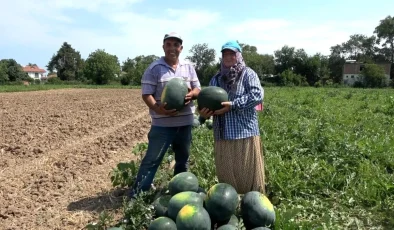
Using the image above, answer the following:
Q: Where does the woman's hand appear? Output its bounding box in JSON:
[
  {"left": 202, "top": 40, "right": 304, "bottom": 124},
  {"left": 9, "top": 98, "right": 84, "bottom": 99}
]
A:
[
  {"left": 213, "top": 102, "right": 232, "bottom": 115},
  {"left": 198, "top": 107, "right": 214, "bottom": 119}
]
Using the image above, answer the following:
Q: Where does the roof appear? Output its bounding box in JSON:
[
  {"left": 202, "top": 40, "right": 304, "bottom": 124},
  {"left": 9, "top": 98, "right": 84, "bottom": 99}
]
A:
[
  {"left": 23, "top": 65, "right": 46, "bottom": 73},
  {"left": 343, "top": 62, "right": 391, "bottom": 75}
]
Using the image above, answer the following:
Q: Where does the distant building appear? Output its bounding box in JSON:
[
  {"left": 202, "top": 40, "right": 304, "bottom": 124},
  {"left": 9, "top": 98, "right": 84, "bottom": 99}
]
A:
[
  {"left": 22, "top": 65, "right": 47, "bottom": 80},
  {"left": 343, "top": 60, "right": 391, "bottom": 86}
]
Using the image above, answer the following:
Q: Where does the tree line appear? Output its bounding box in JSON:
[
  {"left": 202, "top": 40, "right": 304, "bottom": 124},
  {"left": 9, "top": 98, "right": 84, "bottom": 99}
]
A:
[{"left": 1, "top": 15, "right": 393, "bottom": 88}]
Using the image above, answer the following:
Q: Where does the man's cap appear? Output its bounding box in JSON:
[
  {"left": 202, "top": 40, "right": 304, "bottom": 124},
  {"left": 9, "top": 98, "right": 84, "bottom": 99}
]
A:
[
  {"left": 221, "top": 40, "right": 242, "bottom": 53},
  {"left": 163, "top": 32, "right": 183, "bottom": 44}
]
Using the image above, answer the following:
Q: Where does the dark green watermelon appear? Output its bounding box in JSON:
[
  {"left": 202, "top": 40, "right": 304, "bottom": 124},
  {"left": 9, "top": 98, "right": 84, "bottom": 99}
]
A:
[
  {"left": 204, "top": 183, "right": 239, "bottom": 222},
  {"left": 161, "top": 77, "right": 188, "bottom": 111},
  {"left": 197, "top": 86, "right": 228, "bottom": 111},
  {"left": 152, "top": 195, "right": 171, "bottom": 217},
  {"left": 216, "top": 214, "right": 238, "bottom": 227},
  {"left": 168, "top": 171, "right": 199, "bottom": 196},
  {"left": 148, "top": 216, "right": 177, "bottom": 230},
  {"left": 176, "top": 204, "right": 211, "bottom": 230},
  {"left": 217, "top": 224, "right": 237, "bottom": 230},
  {"left": 167, "top": 191, "right": 203, "bottom": 220},
  {"left": 241, "top": 191, "right": 275, "bottom": 228}
]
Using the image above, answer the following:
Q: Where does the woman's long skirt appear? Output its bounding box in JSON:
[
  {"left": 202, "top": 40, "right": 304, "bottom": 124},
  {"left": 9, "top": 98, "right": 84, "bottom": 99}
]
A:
[{"left": 214, "top": 136, "right": 266, "bottom": 194}]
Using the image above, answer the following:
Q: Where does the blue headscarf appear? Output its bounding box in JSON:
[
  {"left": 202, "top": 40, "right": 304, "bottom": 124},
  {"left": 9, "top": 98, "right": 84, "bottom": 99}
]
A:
[{"left": 219, "top": 40, "right": 246, "bottom": 88}]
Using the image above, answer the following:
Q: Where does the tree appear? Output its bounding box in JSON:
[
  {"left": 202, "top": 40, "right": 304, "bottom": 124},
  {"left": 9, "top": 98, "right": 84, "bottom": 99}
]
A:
[
  {"left": 186, "top": 43, "right": 216, "bottom": 71},
  {"left": 238, "top": 42, "right": 275, "bottom": 80},
  {"left": 84, "top": 49, "right": 121, "bottom": 85},
  {"left": 274, "top": 45, "right": 296, "bottom": 74},
  {"left": 374, "top": 15, "right": 394, "bottom": 63},
  {"left": 361, "top": 63, "right": 387, "bottom": 88},
  {"left": 0, "top": 59, "right": 29, "bottom": 82},
  {"left": 186, "top": 43, "right": 216, "bottom": 85},
  {"left": 0, "top": 61, "right": 9, "bottom": 84},
  {"left": 47, "top": 42, "right": 85, "bottom": 81},
  {"left": 121, "top": 55, "right": 160, "bottom": 85}
]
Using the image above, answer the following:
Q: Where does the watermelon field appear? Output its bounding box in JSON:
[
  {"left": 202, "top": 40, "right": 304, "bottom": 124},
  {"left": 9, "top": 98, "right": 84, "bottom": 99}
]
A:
[{"left": 1, "top": 86, "right": 393, "bottom": 229}]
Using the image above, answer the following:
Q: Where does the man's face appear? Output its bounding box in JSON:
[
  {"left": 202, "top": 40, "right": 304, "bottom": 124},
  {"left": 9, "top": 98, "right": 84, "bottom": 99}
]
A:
[{"left": 163, "top": 38, "right": 183, "bottom": 62}]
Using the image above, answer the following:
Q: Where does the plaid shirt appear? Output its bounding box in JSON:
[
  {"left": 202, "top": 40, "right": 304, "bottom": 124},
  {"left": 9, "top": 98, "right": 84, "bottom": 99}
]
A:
[{"left": 209, "top": 67, "right": 264, "bottom": 140}]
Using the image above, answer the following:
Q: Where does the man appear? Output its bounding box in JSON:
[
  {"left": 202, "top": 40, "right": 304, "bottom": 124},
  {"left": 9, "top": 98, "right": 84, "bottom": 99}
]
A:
[{"left": 128, "top": 32, "right": 201, "bottom": 199}]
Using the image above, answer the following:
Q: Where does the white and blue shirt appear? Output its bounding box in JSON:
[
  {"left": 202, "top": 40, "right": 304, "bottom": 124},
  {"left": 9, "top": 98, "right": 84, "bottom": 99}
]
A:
[{"left": 209, "top": 67, "right": 264, "bottom": 140}]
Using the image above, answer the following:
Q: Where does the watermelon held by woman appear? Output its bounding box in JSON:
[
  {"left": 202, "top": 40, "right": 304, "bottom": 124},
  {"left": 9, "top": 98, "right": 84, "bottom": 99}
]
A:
[
  {"left": 204, "top": 183, "right": 239, "bottom": 222},
  {"left": 176, "top": 204, "right": 211, "bottom": 230},
  {"left": 168, "top": 171, "right": 199, "bottom": 196},
  {"left": 197, "top": 86, "right": 228, "bottom": 111},
  {"left": 161, "top": 77, "right": 189, "bottom": 111},
  {"left": 240, "top": 191, "right": 276, "bottom": 228}
]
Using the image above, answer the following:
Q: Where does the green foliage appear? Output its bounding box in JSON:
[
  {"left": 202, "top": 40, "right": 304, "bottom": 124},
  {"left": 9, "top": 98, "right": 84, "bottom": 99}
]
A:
[
  {"left": 239, "top": 42, "right": 275, "bottom": 80},
  {"left": 84, "top": 49, "right": 121, "bottom": 85},
  {"left": 121, "top": 55, "right": 159, "bottom": 85},
  {"left": 0, "top": 59, "right": 29, "bottom": 82},
  {"left": 47, "top": 42, "right": 85, "bottom": 81},
  {"left": 278, "top": 69, "right": 307, "bottom": 86},
  {"left": 186, "top": 43, "right": 217, "bottom": 86},
  {"left": 96, "top": 87, "right": 393, "bottom": 230},
  {"left": 360, "top": 63, "right": 387, "bottom": 88},
  {"left": 374, "top": 15, "right": 394, "bottom": 63},
  {"left": 260, "top": 87, "right": 394, "bottom": 229}
]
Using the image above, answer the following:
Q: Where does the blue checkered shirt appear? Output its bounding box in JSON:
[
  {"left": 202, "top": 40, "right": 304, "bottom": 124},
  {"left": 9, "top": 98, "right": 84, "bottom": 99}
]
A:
[{"left": 209, "top": 67, "right": 264, "bottom": 141}]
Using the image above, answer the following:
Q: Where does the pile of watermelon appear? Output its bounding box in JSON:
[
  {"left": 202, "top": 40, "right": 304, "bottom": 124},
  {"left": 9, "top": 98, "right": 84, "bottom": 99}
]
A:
[{"left": 147, "top": 171, "right": 275, "bottom": 230}]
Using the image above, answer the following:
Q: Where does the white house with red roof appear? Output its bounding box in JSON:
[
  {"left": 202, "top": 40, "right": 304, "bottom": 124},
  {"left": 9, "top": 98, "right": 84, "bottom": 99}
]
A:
[{"left": 22, "top": 65, "right": 47, "bottom": 80}]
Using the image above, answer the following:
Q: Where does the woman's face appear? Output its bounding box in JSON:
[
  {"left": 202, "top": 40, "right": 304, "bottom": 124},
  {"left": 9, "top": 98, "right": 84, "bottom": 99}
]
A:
[{"left": 222, "top": 49, "right": 237, "bottom": 68}]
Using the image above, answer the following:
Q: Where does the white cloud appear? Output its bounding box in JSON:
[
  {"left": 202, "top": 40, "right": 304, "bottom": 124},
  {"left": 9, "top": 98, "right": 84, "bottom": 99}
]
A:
[{"left": 0, "top": 0, "right": 385, "bottom": 69}]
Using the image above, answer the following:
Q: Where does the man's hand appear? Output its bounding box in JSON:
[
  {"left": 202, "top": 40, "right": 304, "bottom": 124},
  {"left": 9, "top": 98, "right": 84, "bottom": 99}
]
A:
[
  {"left": 184, "top": 88, "right": 193, "bottom": 105},
  {"left": 154, "top": 103, "right": 178, "bottom": 116},
  {"left": 213, "top": 102, "right": 232, "bottom": 115}
]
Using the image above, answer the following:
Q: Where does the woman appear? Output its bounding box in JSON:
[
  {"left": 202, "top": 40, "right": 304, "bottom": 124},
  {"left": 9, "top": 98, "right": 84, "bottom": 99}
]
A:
[{"left": 199, "top": 40, "right": 266, "bottom": 194}]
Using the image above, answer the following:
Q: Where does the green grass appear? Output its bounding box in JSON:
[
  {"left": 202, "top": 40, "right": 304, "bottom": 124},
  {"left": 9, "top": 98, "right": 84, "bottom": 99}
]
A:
[
  {"left": 258, "top": 87, "right": 394, "bottom": 229},
  {"left": 0, "top": 84, "right": 141, "bottom": 93}
]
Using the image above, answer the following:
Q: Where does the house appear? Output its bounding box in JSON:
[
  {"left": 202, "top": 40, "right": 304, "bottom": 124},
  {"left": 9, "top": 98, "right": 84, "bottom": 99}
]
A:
[
  {"left": 22, "top": 65, "right": 47, "bottom": 80},
  {"left": 343, "top": 60, "right": 391, "bottom": 86}
]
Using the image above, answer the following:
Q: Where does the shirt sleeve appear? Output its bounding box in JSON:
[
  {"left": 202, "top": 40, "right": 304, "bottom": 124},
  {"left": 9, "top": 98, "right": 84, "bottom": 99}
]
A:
[
  {"left": 141, "top": 66, "right": 157, "bottom": 95},
  {"left": 189, "top": 65, "right": 201, "bottom": 89},
  {"left": 231, "top": 68, "right": 264, "bottom": 111}
]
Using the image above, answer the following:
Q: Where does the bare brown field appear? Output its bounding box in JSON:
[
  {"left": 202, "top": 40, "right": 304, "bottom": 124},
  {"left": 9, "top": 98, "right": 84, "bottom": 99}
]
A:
[{"left": 0, "top": 88, "right": 151, "bottom": 230}]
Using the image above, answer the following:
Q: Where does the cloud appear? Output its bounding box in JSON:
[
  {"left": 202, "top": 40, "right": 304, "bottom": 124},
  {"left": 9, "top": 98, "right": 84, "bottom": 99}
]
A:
[{"left": 0, "top": 0, "right": 385, "bottom": 70}]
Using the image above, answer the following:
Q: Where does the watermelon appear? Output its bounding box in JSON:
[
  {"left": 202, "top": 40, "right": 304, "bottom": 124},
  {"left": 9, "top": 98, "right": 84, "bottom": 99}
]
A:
[
  {"left": 152, "top": 195, "right": 171, "bottom": 217},
  {"left": 204, "top": 183, "right": 239, "bottom": 222},
  {"left": 168, "top": 171, "right": 199, "bottom": 196},
  {"left": 216, "top": 214, "right": 238, "bottom": 227},
  {"left": 148, "top": 216, "right": 177, "bottom": 230},
  {"left": 176, "top": 204, "right": 211, "bottom": 230},
  {"left": 197, "top": 86, "right": 228, "bottom": 111},
  {"left": 197, "top": 186, "right": 207, "bottom": 200},
  {"left": 161, "top": 77, "right": 189, "bottom": 111},
  {"left": 240, "top": 191, "right": 275, "bottom": 228},
  {"left": 167, "top": 191, "right": 204, "bottom": 220},
  {"left": 217, "top": 224, "right": 237, "bottom": 230}
]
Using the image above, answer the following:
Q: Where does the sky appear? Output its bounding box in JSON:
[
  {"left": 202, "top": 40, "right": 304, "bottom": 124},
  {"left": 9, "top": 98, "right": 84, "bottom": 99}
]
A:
[{"left": 0, "top": 0, "right": 393, "bottom": 72}]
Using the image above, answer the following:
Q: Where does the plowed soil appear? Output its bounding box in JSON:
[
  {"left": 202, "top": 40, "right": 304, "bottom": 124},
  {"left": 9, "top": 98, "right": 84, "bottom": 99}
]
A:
[{"left": 0, "top": 88, "right": 151, "bottom": 230}]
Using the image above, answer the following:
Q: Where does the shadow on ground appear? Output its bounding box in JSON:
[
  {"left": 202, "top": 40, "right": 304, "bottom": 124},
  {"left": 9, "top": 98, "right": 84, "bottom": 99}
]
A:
[{"left": 67, "top": 188, "right": 127, "bottom": 213}]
